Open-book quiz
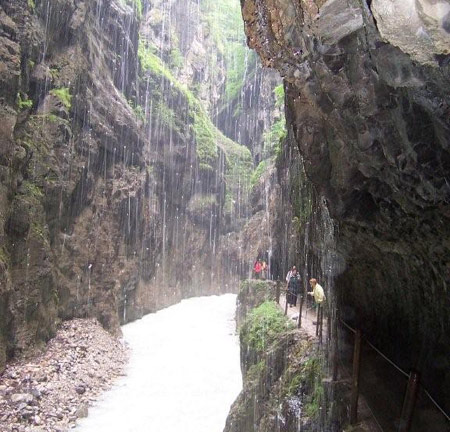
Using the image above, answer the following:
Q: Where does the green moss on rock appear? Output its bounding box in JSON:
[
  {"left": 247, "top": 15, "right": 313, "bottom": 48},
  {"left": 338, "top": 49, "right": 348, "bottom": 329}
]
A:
[
  {"left": 22, "top": 181, "right": 44, "bottom": 200},
  {"left": 50, "top": 87, "right": 72, "bottom": 109},
  {"left": 192, "top": 109, "right": 218, "bottom": 171},
  {"left": 0, "top": 246, "right": 9, "bottom": 266},
  {"left": 250, "top": 160, "right": 269, "bottom": 189},
  {"left": 139, "top": 38, "right": 252, "bottom": 180},
  {"left": 188, "top": 194, "right": 217, "bottom": 212},
  {"left": 119, "top": 0, "right": 142, "bottom": 18},
  {"left": 240, "top": 301, "right": 293, "bottom": 352},
  {"left": 17, "top": 93, "right": 33, "bottom": 111}
]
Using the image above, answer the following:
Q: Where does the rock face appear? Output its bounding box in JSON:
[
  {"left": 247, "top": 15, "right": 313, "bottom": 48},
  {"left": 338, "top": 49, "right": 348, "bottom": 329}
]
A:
[
  {"left": 217, "top": 64, "right": 281, "bottom": 164},
  {"left": 372, "top": 0, "right": 450, "bottom": 65},
  {"left": 0, "top": 0, "right": 281, "bottom": 372},
  {"left": 241, "top": 0, "right": 450, "bottom": 415},
  {"left": 224, "top": 280, "right": 331, "bottom": 432},
  {"left": 0, "top": 0, "right": 152, "bottom": 371}
]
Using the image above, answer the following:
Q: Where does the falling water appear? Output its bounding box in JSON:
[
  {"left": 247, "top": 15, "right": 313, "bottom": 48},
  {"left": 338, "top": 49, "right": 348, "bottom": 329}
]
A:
[
  {"left": 75, "top": 294, "right": 242, "bottom": 432},
  {"left": 87, "top": 263, "right": 93, "bottom": 314}
]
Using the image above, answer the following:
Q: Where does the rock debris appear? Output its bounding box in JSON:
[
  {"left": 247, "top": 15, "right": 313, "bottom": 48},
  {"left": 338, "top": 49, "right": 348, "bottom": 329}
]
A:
[{"left": 0, "top": 319, "right": 128, "bottom": 432}]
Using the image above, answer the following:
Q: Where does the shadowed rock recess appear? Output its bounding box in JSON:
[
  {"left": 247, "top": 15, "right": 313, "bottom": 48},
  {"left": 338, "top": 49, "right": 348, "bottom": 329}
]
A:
[
  {"left": 0, "top": 0, "right": 281, "bottom": 371},
  {"left": 241, "top": 0, "right": 450, "bottom": 418}
]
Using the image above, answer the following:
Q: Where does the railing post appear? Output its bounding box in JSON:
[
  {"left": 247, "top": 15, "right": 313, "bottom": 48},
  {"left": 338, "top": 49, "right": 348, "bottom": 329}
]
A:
[
  {"left": 276, "top": 279, "right": 281, "bottom": 304},
  {"left": 318, "top": 304, "right": 324, "bottom": 344},
  {"left": 350, "top": 329, "right": 362, "bottom": 425},
  {"left": 332, "top": 311, "right": 339, "bottom": 382},
  {"left": 298, "top": 291, "right": 304, "bottom": 328},
  {"left": 316, "top": 306, "right": 320, "bottom": 336},
  {"left": 398, "top": 371, "right": 420, "bottom": 432},
  {"left": 284, "top": 290, "right": 288, "bottom": 315}
]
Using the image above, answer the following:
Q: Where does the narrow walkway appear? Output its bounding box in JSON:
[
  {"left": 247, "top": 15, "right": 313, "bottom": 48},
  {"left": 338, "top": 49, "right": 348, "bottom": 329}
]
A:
[{"left": 279, "top": 293, "right": 326, "bottom": 339}]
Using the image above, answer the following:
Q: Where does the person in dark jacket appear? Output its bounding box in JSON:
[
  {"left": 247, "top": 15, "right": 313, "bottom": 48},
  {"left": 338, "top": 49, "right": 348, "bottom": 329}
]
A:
[{"left": 287, "top": 268, "right": 300, "bottom": 307}]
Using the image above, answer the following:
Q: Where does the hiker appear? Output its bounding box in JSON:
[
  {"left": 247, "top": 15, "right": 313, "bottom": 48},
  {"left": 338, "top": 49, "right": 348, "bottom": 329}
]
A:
[
  {"left": 308, "top": 278, "right": 325, "bottom": 304},
  {"left": 285, "top": 265, "right": 298, "bottom": 283},
  {"left": 308, "top": 278, "right": 325, "bottom": 325},
  {"left": 253, "top": 260, "right": 262, "bottom": 279},
  {"left": 287, "top": 268, "right": 300, "bottom": 307},
  {"left": 261, "top": 260, "right": 268, "bottom": 280}
]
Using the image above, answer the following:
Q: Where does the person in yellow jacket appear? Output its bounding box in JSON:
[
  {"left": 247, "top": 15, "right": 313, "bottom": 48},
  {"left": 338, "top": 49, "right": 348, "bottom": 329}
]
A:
[
  {"left": 308, "top": 278, "right": 325, "bottom": 304},
  {"left": 308, "top": 278, "right": 325, "bottom": 328}
]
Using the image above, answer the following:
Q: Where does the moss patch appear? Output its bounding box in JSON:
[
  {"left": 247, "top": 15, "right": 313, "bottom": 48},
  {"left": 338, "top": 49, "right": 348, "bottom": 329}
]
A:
[
  {"left": 0, "top": 246, "right": 10, "bottom": 266},
  {"left": 138, "top": 39, "right": 251, "bottom": 184},
  {"left": 192, "top": 109, "right": 218, "bottom": 171},
  {"left": 21, "top": 181, "right": 44, "bottom": 202},
  {"left": 200, "top": 0, "right": 256, "bottom": 102},
  {"left": 263, "top": 117, "right": 286, "bottom": 159},
  {"left": 241, "top": 301, "right": 293, "bottom": 352},
  {"left": 188, "top": 194, "right": 217, "bottom": 212},
  {"left": 138, "top": 41, "right": 172, "bottom": 80},
  {"left": 281, "top": 350, "right": 325, "bottom": 421},
  {"left": 246, "top": 359, "right": 266, "bottom": 383},
  {"left": 17, "top": 93, "right": 33, "bottom": 111},
  {"left": 240, "top": 279, "right": 272, "bottom": 294},
  {"left": 250, "top": 160, "right": 269, "bottom": 189},
  {"left": 50, "top": 87, "right": 72, "bottom": 109},
  {"left": 274, "top": 84, "right": 285, "bottom": 107}
]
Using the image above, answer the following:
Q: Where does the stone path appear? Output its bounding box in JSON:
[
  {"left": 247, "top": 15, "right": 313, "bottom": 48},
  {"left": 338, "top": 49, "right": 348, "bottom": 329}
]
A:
[{"left": 279, "top": 293, "right": 326, "bottom": 339}]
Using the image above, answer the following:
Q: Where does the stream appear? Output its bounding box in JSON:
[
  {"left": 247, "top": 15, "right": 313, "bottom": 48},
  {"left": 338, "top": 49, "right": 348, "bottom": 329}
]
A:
[{"left": 75, "top": 294, "right": 242, "bottom": 432}]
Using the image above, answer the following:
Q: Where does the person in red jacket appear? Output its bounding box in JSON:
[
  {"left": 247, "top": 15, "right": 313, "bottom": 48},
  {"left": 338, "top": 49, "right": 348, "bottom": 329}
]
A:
[{"left": 253, "top": 260, "right": 262, "bottom": 279}]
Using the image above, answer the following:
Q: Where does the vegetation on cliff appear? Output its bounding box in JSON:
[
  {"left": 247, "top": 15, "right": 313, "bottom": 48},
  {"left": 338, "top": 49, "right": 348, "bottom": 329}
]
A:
[
  {"left": 50, "top": 87, "right": 72, "bottom": 109},
  {"left": 226, "top": 280, "right": 329, "bottom": 432},
  {"left": 240, "top": 301, "right": 293, "bottom": 351},
  {"left": 138, "top": 34, "right": 252, "bottom": 193},
  {"left": 119, "top": 0, "right": 143, "bottom": 18},
  {"left": 200, "top": 0, "right": 257, "bottom": 103}
]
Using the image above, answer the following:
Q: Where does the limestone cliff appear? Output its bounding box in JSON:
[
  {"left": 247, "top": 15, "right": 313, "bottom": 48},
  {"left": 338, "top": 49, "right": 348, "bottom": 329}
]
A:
[
  {"left": 241, "top": 0, "right": 450, "bottom": 415},
  {"left": 0, "top": 0, "right": 281, "bottom": 372},
  {"left": 0, "top": 0, "right": 149, "bottom": 370}
]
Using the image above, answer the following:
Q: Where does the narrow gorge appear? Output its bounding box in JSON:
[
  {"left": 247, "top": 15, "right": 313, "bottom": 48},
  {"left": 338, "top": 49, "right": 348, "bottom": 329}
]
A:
[
  {"left": 0, "top": 0, "right": 282, "bottom": 361},
  {"left": 0, "top": 0, "right": 449, "bottom": 431}
]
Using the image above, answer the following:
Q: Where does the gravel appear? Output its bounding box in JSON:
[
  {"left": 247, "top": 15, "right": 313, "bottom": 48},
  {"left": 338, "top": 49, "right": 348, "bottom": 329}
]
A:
[{"left": 0, "top": 319, "right": 128, "bottom": 432}]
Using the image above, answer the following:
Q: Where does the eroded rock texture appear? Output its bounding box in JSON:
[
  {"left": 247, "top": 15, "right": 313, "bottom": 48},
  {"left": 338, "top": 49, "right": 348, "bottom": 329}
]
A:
[
  {"left": 0, "top": 0, "right": 281, "bottom": 372},
  {"left": 241, "top": 0, "right": 450, "bottom": 413},
  {"left": 0, "top": 0, "right": 151, "bottom": 370}
]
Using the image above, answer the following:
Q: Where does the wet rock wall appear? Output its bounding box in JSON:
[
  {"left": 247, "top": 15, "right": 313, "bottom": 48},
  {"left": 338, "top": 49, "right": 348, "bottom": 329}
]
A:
[
  {"left": 0, "top": 0, "right": 281, "bottom": 371},
  {"left": 0, "top": 0, "right": 155, "bottom": 371},
  {"left": 225, "top": 280, "right": 332, "bottom": 432},
  {"left": 241, "top": 0, "right": 450, "bottom": 413}
]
